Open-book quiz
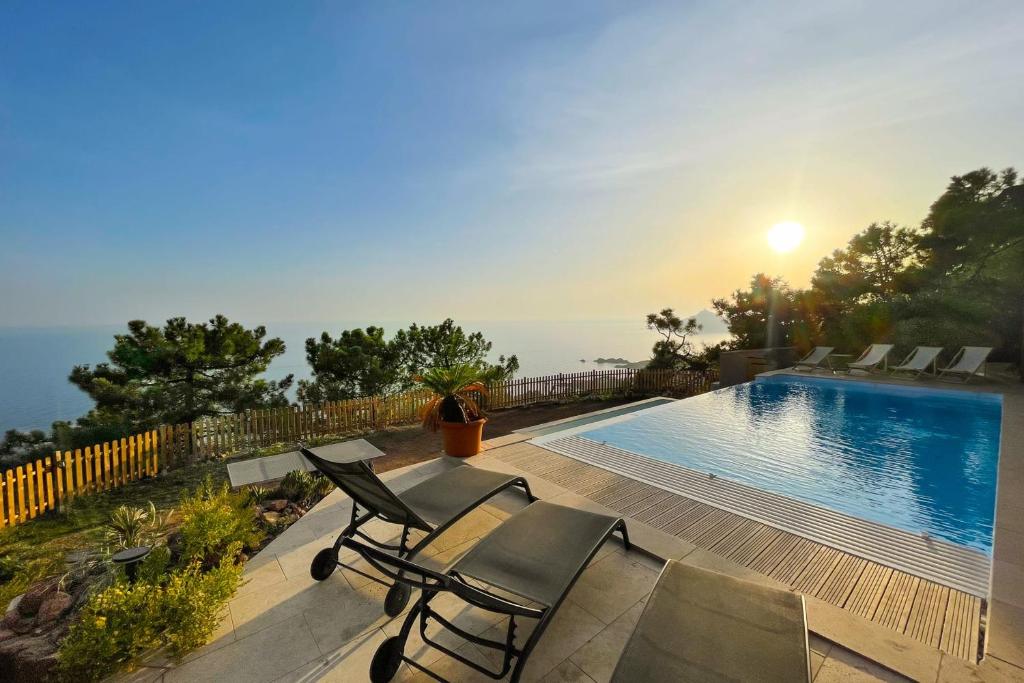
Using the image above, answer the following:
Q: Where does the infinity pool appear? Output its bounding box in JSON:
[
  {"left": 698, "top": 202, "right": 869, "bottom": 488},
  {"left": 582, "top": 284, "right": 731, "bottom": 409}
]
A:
[{"left": 578, "top": 375, "right": 1002, "bottom": 552}]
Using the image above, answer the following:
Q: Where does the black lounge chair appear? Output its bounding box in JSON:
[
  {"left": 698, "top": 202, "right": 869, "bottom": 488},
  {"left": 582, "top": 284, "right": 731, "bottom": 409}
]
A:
[
  {"left": 299, "top": 445, "right": 536, "bottom": 616},
  {"left": 343, "top": 500, "right": 630, "bottom": 682}
]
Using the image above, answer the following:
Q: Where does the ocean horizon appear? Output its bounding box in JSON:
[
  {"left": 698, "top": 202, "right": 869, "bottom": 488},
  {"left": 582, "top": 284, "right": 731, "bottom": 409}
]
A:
[{"left": 0, "top": 318, "right": 730, "bottom": 433}]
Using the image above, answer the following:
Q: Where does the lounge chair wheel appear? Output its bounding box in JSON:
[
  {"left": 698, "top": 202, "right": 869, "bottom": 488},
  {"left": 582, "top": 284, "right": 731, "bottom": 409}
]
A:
[
  {"left": 384, "top": 582, "right": 411, "bottom": 617},
  {"left": 370, "top": 636, "right": 404, "bottom": 683},
  {"left": 310, "top": 548, "right": 337, "bottom": 581}
]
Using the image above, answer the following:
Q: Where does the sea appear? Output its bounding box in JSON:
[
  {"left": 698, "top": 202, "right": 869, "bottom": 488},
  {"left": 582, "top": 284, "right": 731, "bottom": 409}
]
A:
[{"left": 0, "top": 320, "right": 730, "bottom": 433}]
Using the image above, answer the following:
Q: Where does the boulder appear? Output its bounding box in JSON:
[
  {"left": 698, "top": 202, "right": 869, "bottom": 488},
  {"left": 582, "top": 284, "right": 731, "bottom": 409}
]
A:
[
  {"left": 1, "top": 611, "right": 20, "bottom": 629},
  {"left": 263, "top": 499, "right": 288, "bottom": 512},
  {"left": 35, "top": 592, "right": 72, "bottom": 624},
  {"left": 17, "top": 579, "right": 58, "bottom": 617},
  {"left": 0, "top": 634, "right": 59, "bottom": 682},
  {"left": 261, "top": 511, "right": 281, "bottom": 524}
]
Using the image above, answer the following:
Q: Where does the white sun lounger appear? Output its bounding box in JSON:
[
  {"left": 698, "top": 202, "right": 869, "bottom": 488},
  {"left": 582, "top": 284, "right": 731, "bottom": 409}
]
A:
[
  {"left": 890, "top": 346, "right": 943, "bottom": 379},
  {"left": 847, "top": 344, "right": 894, "bottom": 373},
  {"left": 939, "top": 346, "right": 992, "bottom": 383},
  {"left": 792, "top": 346, "right": 834, "bottom": 372}
]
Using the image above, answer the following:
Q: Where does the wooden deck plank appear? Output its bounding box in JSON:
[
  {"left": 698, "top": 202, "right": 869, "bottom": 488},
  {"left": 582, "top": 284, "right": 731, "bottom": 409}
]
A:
[
  {"left": 539, "top": 460, "right": 592, "bottom": 483},
  {"left": 793, "top": 546, "right": 844, "bottom": 595},
  {"left": 603, "top": 484, "right": 665, "bottom": 513},
  {"left": 690, "top": 513, "right": 746, "bottom": 549},
  {"left": 646, "top": 499, "right": 705, "bottom": 533},
  {"left": 906, "top": 581, "right": 950, "bottom": 648},
  {"left": 939, "top": 591, "right": 981, "bottom": 662},
  {"left": 572, "top": 471, "right": 627, "bottom": 497},
  {"left": 632, "top": 495, "right": 698, "bottom": 524},
  {"left": 816, "top": 556, "right": 867, "bottom": 607},
  {"left": 616, "top": 489, "right": 674, "bottom": 517},
  {"left": 723, "top": 525, "right": 782, "bottom": 566},
  {"left": 589, "top": 479, "right": 648, "bottom": 506},
  {"left": 747, "top": 532, "right": 803, "bottom": 575},
  {"left": 670, "top": 506, "right": 729, "bottom": 540},
  {"left": 768, "top": 538, "right": 821, "bottom": 585},
  {"left": 846, "top": 563, "right": 894, "bottom": 620},
  {"left": 709, "top": 519, "right": 763, "bottom": 556},
  {"left": 873, "top": 571, "right": 920, "bottom": 633}
]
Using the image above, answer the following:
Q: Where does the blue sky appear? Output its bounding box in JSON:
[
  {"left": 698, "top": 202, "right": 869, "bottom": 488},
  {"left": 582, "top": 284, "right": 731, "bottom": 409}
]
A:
[{"left": 2, "top": 1, "right": 1023, "bottom": 326}]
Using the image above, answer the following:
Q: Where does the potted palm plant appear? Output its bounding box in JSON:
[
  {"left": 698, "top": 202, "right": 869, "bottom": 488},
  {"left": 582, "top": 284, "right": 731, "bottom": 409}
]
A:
[{"left": 416, "top": 364, "right": 493, "bottom": 457}]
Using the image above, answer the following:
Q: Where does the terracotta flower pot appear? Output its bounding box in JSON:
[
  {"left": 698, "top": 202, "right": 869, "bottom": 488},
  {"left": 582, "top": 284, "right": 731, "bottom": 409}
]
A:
[{"left": 440, "top": 418, "right": 487, "bottom": 457}]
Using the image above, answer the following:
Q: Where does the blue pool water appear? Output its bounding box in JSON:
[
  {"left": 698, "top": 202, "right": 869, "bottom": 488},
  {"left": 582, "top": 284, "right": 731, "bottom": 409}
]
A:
[{"left": 579, "top": 376, "right": 1002, "bottom": 553}]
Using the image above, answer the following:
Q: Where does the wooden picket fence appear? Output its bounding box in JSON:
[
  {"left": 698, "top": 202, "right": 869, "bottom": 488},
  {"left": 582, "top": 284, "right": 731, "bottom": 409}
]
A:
[{"left": 0, "top": 368, "right": 717, "bottom": 528}]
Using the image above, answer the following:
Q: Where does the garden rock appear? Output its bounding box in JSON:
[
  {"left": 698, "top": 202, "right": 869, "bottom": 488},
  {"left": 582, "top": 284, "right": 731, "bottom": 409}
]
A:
[
  {"left": 261, "top": 511, "right": 281, "bottom": 524},
  {"left": 264, "top": 499, "right": 288, "bottom": 512},
  {"left": 17, "top": 579, "right": 58, "bottom": 617},
  {"left": 0, "top": 634, "right": 59, "bottom": 682},
  {"left": 36, "top": 592, "right": 72, "bottom": 624}
]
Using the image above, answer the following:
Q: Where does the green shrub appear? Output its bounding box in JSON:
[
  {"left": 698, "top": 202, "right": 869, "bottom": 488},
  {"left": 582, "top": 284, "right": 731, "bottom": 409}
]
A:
[
  {"left": 245, "top": 484, "right": 271, "bottom": 506},
  {"left": 57, "top": 580, "right": 163, "bottom": 681},
  {"left": 57, "top": 553, "right": 243, "bottom": 681},
  {"left": 178, "top": 476, "right": 263, "bottom": 565},
  {"left": 279, "top": 470, "right": 334, "bottom": 507},
  {"left": 105, "top": 502, "right": 173, "bottom": 551}
]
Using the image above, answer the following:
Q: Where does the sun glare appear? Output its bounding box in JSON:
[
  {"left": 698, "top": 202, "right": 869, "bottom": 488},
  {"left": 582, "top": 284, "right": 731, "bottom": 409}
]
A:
[{"left": 767, "top": 221, "right": 805, "bottom": 253}]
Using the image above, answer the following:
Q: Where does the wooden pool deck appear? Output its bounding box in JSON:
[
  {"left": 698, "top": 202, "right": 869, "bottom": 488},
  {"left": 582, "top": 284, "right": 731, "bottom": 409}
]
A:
[{"left": 489, "top": 438, "right": 985, "bottom": 663}]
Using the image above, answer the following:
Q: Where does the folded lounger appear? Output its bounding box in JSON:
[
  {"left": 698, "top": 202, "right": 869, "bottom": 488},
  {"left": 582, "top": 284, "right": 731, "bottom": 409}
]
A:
[
  {"left": 889, "top": 346, "right": 943, "bottom": 379},
  {"left": 792, "top": 346, "right": 835, "bottom": 372},
  {"left": 346, "top": 500, "right": 630, "bottom": 682},
  {"left": 939, "top": 346, "right": 993, "bottom": 383},
  {"left": 299, "top": 446, "right": 535, "bottom": 616},
  {"left": 847, "top": 343, "right": 894, "bottom": 373},
  {"left": 611, "top": 560, "right": 811, "bottom": 682}
]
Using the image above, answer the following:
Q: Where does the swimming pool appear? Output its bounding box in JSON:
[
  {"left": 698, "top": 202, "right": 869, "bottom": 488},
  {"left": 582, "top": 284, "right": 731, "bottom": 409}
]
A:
[{"left": 551, "top": 375, "right": 1002, "bottom": 554}]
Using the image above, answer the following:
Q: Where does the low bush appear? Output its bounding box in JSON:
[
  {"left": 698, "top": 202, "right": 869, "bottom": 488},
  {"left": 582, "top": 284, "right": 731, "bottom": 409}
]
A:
[
  {"left": 278, "top": 470, "right": 333, "bottom": 507},
  {"left": 56, "top": 478, "right": 258, "bottom": 681},
  {"left": 57, "top": 553, "right": 243, "bottom": 681},
  {"left": 178, "top": 476, "right": 263, "bottom": 565}
]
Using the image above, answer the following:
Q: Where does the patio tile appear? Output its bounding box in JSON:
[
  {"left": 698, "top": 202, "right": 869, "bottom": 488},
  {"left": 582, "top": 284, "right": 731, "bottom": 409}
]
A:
[
  {"left": 540, "top": 659, "right": 597, "bottom": 682},
  {"left": 986, "top": 600, "right": 1024, "bottom": 668},
  {"left": 990, "top": 560, "right": 1024, "bottom": 609},
  {"left": 565, "top": 551, "right": 659, "bottom": 624},
  {"left": 229, "top": 572, "right": 348, "bottom": 639},
  {"left": 302, "top": 579, "right": 394, "bottom": 654},
  {"left": 569, "top": 598, "right": 646, "bottom": 683},
  {"left": 937, "top": 652, "right": 1024, "bottom": 682},
  {"left": 271, "top": 627, "right": 387, "bottom": 682},
  {"left": 477, "top": 600, "right": 607, "bottom": 682},
  {"left": 235, "top": 556, "right": 288, "bottom": 598},
  {"left": 394, "top": 642, "right": 497, "bottom": 683},
  {"left": 804, "top": 595, "right": 941, "bottom": 683},
  {"left": 993, "top": 527, "right": 1024, "bottom": 563},
  {"left": 814, "top": 645, "right": 909, "bottom": 681},
  {"left": 275, "top": 536, "right": 329, "bottom": 582},
  {"left": 165, "top": 613, "right": 321, "bottom": 683},
  {"left": 290, "top": 499, "right": 353, "bottom": 539}
]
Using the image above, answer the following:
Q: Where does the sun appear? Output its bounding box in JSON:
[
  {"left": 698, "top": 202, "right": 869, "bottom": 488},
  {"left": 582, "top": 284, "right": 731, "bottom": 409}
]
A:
[{"left": 767, "top": 221, "right": 805, "bottom": 253}]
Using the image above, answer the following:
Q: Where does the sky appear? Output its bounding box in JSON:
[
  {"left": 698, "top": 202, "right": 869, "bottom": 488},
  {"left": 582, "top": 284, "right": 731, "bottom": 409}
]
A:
[{"left": 2, "top": 0, "right": 1023, "bottom": 327}]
